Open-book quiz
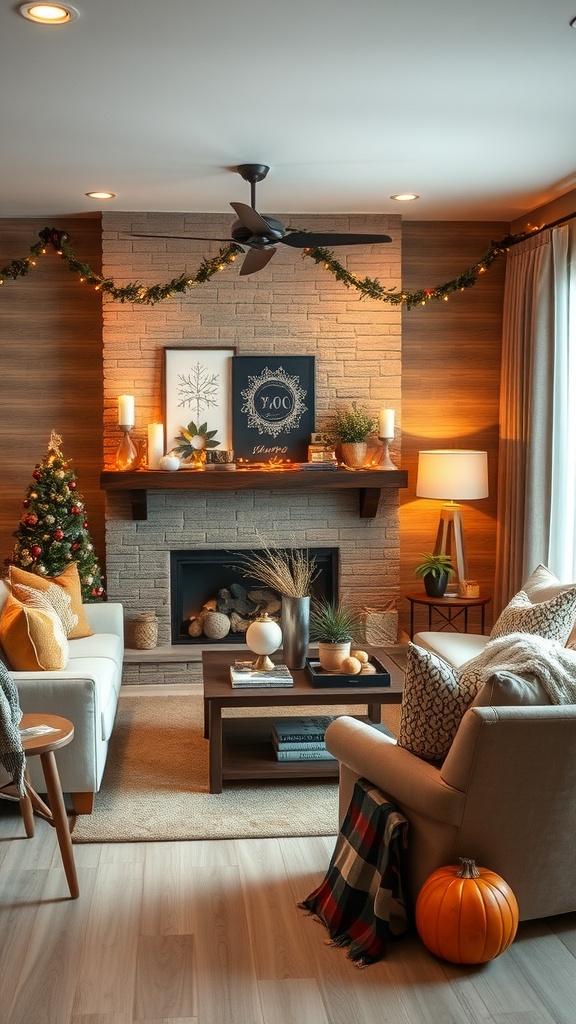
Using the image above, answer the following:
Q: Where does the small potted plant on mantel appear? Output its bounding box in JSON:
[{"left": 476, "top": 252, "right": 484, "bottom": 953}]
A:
[
  {"left": 309, "top": 598, "right": 362, "bottom": 671},
  {"left": 330, "top": 402, "right": 378, "bottom": 469},
  {"left": 414, "top": 552, "right": 455, "bottom": 598}
]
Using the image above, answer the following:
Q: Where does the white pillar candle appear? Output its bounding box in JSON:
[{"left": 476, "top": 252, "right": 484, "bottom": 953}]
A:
[
  {"left": 147, "top": 423, "right": 164, "bottom": 470},
  {"left": 379, "top": 408, "right": 395, "bottom": 438},
  {"left": 118, "top": 394, "right": 135, "bottom": 427}
]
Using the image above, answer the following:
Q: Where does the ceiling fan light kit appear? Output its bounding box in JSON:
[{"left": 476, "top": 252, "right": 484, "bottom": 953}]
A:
[{"left": 131, "top": 163, "right": 393, "bottom": 276}]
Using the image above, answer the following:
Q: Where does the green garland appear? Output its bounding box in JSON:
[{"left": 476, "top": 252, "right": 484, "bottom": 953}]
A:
[{"left": 0, "top": 225, "right": 532, "bottom": 310}]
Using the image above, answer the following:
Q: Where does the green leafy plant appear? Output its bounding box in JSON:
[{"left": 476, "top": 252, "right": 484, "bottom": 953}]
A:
[
  {"left": 309, "top": 599, "right": 361, "bottom": 643},
  {"left": 414, "top": 553, "right": 455, "bottom": 581},
  {"left": 173, "top": 421, "right": 220, "bottom": 459},
  {"left": 331, "top": 402, "right": 378, "bottom": 443}
]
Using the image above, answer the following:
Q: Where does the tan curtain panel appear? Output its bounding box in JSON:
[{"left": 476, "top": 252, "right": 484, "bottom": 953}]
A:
[{"left": 495, "top": 230, "right": 554, "bottom": 614}]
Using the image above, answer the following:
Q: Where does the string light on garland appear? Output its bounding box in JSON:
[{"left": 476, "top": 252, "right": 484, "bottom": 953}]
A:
[{"left": 0, "top": 224, "right": 536, "bottom": 309}]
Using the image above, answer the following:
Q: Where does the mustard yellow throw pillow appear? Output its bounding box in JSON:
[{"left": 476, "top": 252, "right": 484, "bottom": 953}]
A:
[
  {"left": 0, "top": 592, "right": 69, "bottom": 671},
  {"left": 8, "top": 563, "right": 93, "bottom": 638}
]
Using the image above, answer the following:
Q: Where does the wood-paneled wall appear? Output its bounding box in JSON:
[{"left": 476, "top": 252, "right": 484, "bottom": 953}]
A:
[
  {"left": 0, "top": 218, "right": 105, "bottom": 581},
  {"left": 399, "top": 221, "right": 508, "bottom": 636}
]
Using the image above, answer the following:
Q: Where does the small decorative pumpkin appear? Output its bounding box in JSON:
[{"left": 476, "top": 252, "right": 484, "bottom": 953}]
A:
[{"left": 415, "top": 858, "right": 519, "bottom": 964}]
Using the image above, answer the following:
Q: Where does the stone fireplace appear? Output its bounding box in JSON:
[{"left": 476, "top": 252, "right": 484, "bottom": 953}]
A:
[
  {"left": 100, "top": 209, "right": 403, "bottom": 684},
  {"left": 170, "top": 546, "right": 339, "bottom": 644}
]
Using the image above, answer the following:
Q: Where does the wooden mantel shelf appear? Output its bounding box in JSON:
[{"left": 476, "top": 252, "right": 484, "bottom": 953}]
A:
[{"left": 100, "top": 467, "right": 408, "bottom": 521}]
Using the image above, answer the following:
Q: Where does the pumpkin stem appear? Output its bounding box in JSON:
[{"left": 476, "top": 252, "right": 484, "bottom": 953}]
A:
[{"left": 457, "top": 858, "right": 480, "bottom": 879}]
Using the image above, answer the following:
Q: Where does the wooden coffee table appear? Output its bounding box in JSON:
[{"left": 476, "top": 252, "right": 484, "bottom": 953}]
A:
[{"left": 202, "top": 647, "right": 406, "bottom": 793}]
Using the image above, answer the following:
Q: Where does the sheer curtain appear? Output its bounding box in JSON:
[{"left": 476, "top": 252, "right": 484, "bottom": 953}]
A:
[{"left": 495, "top": 222, "right": 576, "bottom": 613}]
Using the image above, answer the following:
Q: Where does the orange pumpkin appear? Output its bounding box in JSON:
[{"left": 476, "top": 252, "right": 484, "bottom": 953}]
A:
[{"left": 415, "top": 858, "right": 519, "bottom": 964}]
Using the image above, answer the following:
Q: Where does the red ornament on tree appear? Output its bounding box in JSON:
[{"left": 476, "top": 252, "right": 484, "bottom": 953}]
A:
[
  {"left": 33, "top": 469, "right": 42, "bottom": 481},
  {"left": 71, "top": 505, "right": 80, "bottom": 515},
  {"left": 22, "top": 499, "right": 30, "bottom": 508},
  {"left": 69, "top": 480, "right": 77, "bottom": 489},
  {"left": 53, "top": 528, "right": 64, "bottom": 541},
  {"left": 31, "top": 545, "right": 42, "bottom": 558},
  {"left": 24, "top": 514, "right": 38, "bottom": 527},
  {"left": 83, "top": 521, "right": 89, "bottom": 529}
]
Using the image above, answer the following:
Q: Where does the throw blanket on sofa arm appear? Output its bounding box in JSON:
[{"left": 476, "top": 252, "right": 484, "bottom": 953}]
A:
[
  {"left": 460, "top": 632, "right": 576, "bottom": 705},
  {"left": 0, "top": 660, "right": 25, "bottom": 797}
]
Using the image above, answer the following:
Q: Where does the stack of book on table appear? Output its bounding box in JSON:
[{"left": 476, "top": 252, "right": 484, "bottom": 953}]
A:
[
  {"left": 272, "top": 716, "right": 337, "bottom": 761},
  {"left": 229, "top": 661, "right": 294, "bottom": 688}
]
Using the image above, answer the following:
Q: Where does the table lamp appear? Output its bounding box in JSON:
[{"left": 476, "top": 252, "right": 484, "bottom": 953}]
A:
[{"left": 416, "top": 449, "right": 488, "bottom": 582}]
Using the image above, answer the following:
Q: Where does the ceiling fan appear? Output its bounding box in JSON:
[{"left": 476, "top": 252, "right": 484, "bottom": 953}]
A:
[{"left": 130, "top": 164, "right": 393, "bottom": 276}]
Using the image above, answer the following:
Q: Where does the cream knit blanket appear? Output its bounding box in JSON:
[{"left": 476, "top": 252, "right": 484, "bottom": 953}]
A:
[
  {"left": 0, "top": 660, "right": 25, "bottom": 796},
  {"left": 460, "top": 631, "right": 576, "bottom": 705}
]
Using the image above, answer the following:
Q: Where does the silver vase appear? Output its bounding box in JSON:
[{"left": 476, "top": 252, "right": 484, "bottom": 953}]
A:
[{"left": 281, "top": 595, "right": 310, "bottom": 670}]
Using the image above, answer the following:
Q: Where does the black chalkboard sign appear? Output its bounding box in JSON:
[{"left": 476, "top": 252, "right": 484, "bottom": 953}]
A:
[{"left": 232, "top": 356, "right": 316, "bottom": 463}]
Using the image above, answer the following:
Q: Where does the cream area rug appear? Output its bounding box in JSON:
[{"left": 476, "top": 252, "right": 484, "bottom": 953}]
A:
[{"left": 71, "top": 692, "right": 401, "bottom": 844}]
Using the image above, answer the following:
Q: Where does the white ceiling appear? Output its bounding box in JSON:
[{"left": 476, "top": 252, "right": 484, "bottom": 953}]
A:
[{"left": 2, "top": 0, "right": 576, "bottom": 222}]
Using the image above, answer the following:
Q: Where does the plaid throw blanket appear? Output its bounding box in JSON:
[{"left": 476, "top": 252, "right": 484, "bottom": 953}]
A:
[{"left": 299, "top": 778, "right": 409, "bottom": 966}]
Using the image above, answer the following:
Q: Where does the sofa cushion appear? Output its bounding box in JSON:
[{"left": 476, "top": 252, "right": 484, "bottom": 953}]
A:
[
  {"left": 522, "top": 563, "right": 576, "bottom": 646},
  {"left": 413, "top": 631, "right": 490, "bottom": 669},
  {"left": 7, "top": 563, "right": 93, "bottom": 639},
  {"left": 0, "top": 591, "right": 69, "bottom": 671},
  {"left": 470, "top": 669, "right": 551, "bottom": 709},
  {"left": 490, "top": 588, "right": 576, "bottom": 646},
  {"left": 397, "top": 643, "right": 484, "bottom": 763},
  {"left": 68, "top": 631, "right": 124, "bottom": 672}
]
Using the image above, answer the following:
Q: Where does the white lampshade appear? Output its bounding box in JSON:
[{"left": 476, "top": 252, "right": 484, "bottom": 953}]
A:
[{"left": 416, "top": 450, "right": 488, "bottom": 502}]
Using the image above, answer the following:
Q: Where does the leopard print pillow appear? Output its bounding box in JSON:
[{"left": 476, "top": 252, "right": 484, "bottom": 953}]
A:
[
  {"left": 397, "top": 643, "right": 484, "bottom": 763},
  {"left": 490, "top": 588, "right": 576, "bottom": 645}
]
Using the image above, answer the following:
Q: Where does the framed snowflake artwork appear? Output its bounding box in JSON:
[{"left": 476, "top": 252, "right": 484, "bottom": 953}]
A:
[
  {"left": 163, "top": 347, "right": 236, "bottom": 456},
  {"left": 232, "top": 355, "right": 316, "bottom": 463}
]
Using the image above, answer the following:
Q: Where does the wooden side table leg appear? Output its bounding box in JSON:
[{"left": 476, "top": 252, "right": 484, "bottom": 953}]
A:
[
  {"left": 19, "top": 774, "right": 35, "bottom": 838},
  {"left": 40, "top": 751, "right": 79, "bottom": 899}
]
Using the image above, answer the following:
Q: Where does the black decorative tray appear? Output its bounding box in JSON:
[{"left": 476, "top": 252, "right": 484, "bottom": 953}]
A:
[{"left": 305, "top": 656, "right": 391, "bottom": 688}]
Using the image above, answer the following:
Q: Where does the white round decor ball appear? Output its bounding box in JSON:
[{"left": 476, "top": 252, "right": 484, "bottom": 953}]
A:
[
  {"left": 159, "top": 455, "right": 180, "bottom": 471},
  {"left": 246, "top": 613, "right": 282, "bottom": 656}
]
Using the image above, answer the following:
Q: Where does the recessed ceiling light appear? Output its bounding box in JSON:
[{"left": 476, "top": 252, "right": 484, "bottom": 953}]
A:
[
  {"left": 85, "top": 191, "right": 117, "bottom": 200},
  {"left": 19, "top": 4, "right": 78, "bottom": 24},
  {"left": 390, "top": 193, "right": 420, "bottom": 202}
]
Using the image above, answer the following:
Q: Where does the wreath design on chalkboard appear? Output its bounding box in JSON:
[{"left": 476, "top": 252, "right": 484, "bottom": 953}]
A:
[{"left": 240, "top": 366, "right": 308, "bottom": 438}]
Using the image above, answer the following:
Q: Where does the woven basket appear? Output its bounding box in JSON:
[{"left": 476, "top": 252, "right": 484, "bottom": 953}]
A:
[
  {"left": 360, "top": 606, "right": 398, "bottom": 645},
  {"left": 132, "top": 611, "right": 158, "bottom": 650}
]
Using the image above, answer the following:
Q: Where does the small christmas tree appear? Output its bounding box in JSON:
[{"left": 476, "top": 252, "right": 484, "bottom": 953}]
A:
[{"left": 8, "top": 431, "right": 105, "bottom": 601}]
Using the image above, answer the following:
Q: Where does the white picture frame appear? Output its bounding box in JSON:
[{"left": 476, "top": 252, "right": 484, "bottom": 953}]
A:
[{"left": 163, "top": 346, "right": 236, "bottom": 455}]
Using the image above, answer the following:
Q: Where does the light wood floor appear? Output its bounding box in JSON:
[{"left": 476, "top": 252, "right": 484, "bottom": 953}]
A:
[
  {"left": 2, "top": 813, "right": 576, "bottom": 1024},
  {"left": 2, "top": 686, "right": 576, "bottom": 1024}
]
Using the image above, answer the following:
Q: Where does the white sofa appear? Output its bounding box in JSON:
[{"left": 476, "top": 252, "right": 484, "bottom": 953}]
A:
[{"left": 0, "top": 580, "right": 124, "bottom": 813}]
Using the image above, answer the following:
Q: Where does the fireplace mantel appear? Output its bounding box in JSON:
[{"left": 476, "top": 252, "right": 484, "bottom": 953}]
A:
[{"left": 100, "top": 467, "right": 408, "bottom": 521}]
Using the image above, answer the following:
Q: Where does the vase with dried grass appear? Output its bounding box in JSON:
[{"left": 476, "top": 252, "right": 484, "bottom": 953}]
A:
[{"left": 233, "top": 542, "right": 318, "bottom": 669}]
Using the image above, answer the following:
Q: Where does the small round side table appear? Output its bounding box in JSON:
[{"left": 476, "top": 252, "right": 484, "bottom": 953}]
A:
[
  {"left": 18, "top": 713, "right": 79, "bottom": 900},
  {"left": 405, "top": 591, "right": 492, "bottom": 639}
]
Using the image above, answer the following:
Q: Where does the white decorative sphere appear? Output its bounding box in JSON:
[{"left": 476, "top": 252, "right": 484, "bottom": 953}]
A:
[
  {"left": 159, "top": 455, "right": 180, "bottom": 471},
  {"left": 246, "top": 614, "right": 282, "bottom": 656}
]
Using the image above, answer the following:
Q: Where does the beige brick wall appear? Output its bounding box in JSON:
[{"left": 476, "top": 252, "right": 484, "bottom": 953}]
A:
[{"left": 102, "top": 210, "right": 402, "bottom": 677}]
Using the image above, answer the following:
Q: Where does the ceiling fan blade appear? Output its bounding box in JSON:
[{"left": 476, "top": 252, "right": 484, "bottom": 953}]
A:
[
  {"left": 128, "top": 232, "right": 233, "bottom": 243},
  {"left": 230, "top": 202, "right": 273, "bottom": 236},
  {"left": 279, "top": 232, "right": 392, "bottom": 248},
  {"left": 239, "top": 247, "right": 276, "bottom": 276}
]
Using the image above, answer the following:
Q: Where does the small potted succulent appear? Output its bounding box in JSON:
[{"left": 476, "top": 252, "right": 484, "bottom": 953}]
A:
[
  {"left": 309, "top": 598, "right": 361, "bottom": 671},
  {"left": 414, "top": 552, "right": 455, "bottom": 598},
  {"left": 330, "top": 402, "right": 378, "bottom": 469}
]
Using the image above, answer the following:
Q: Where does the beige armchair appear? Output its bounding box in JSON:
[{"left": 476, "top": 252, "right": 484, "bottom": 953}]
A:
[{"left": 325, "top": 704, "right": 576, "bottom": 921}]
